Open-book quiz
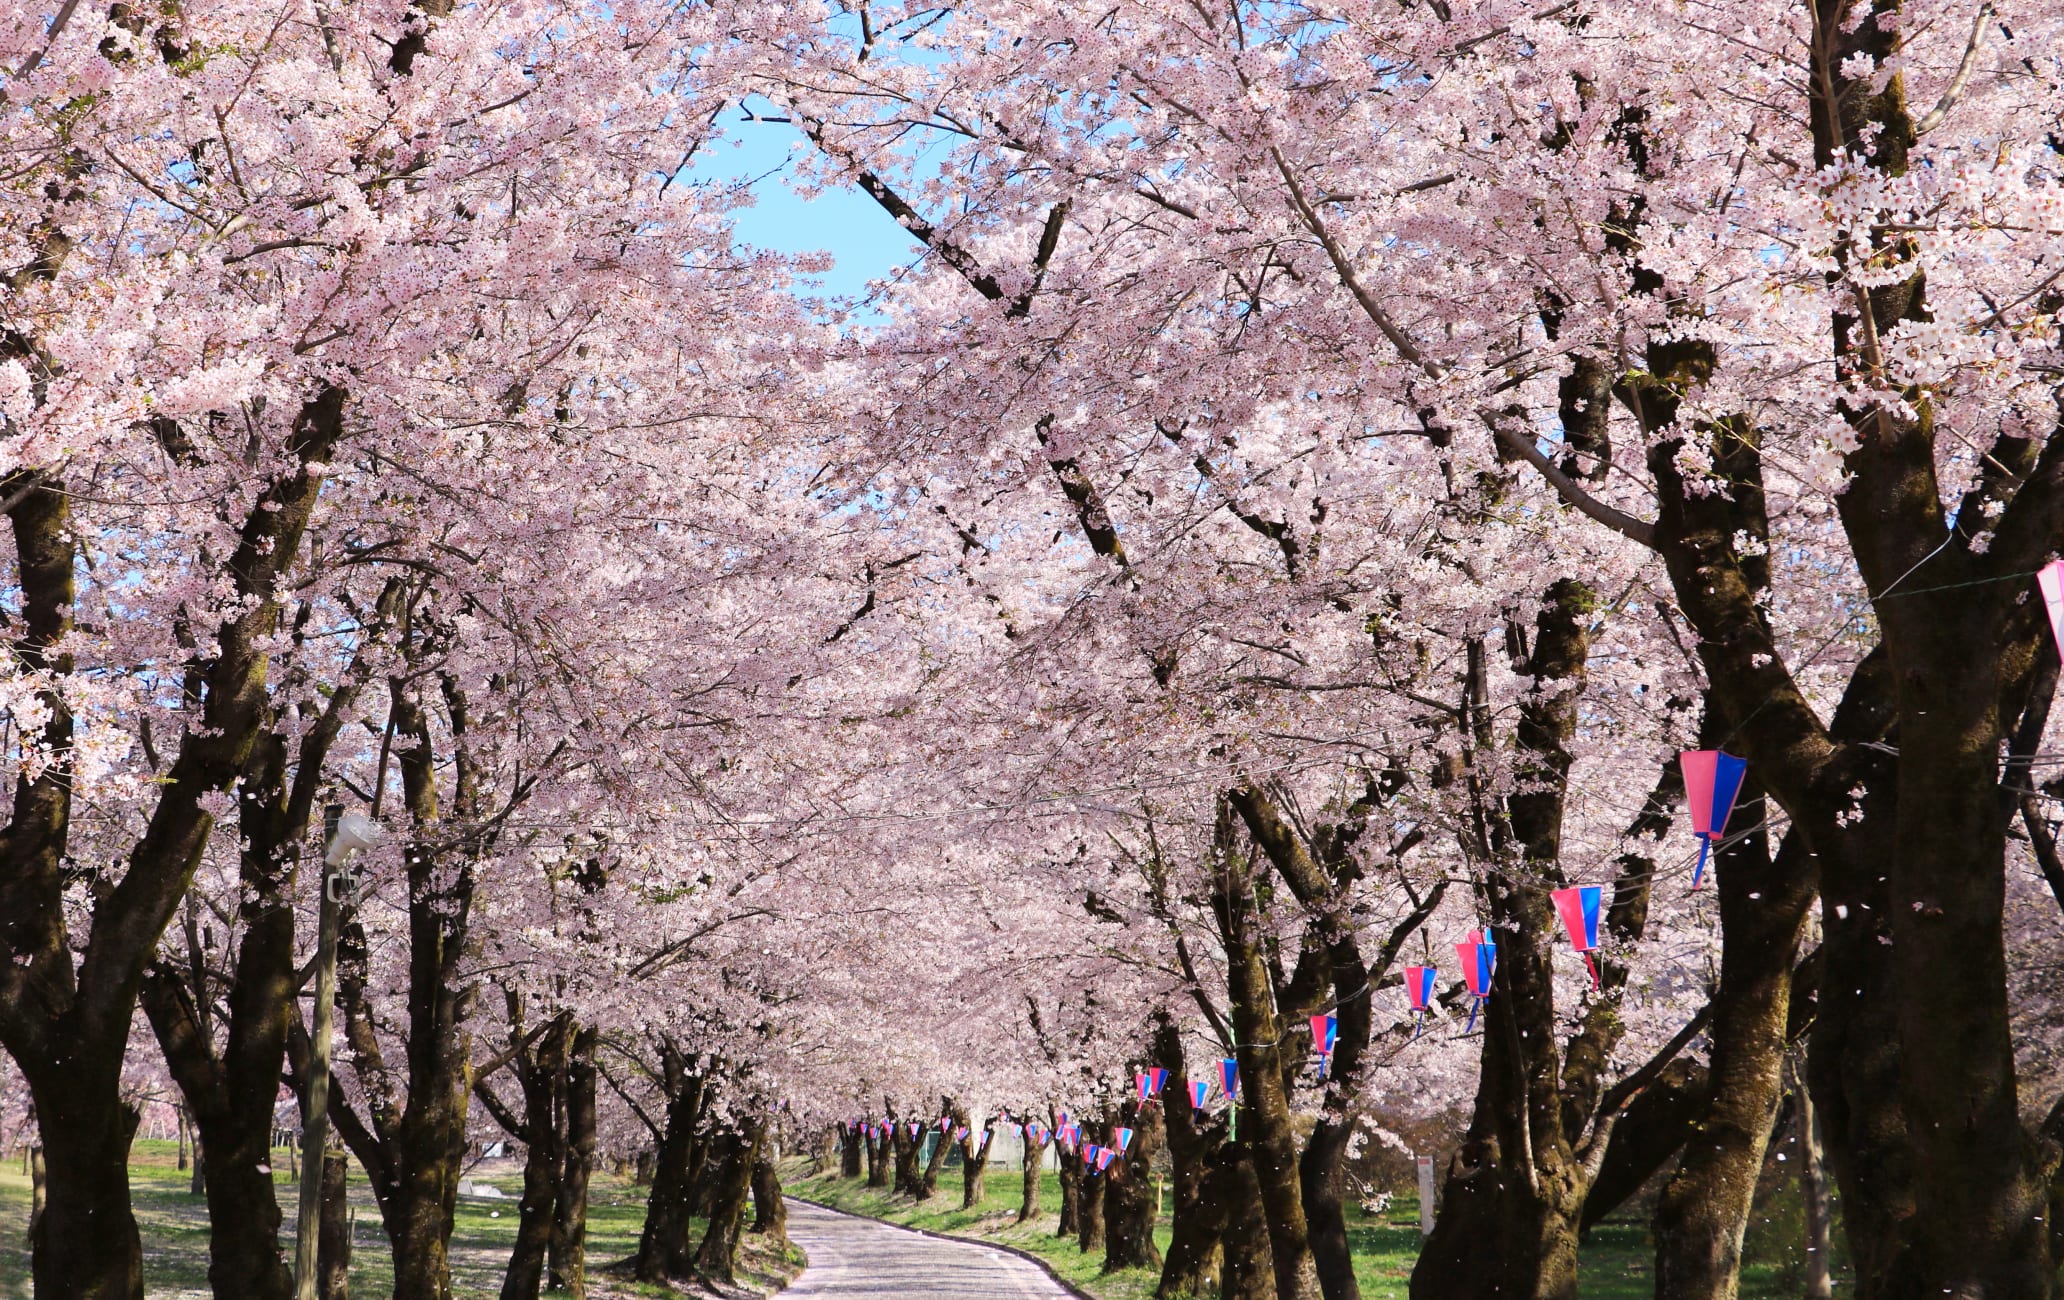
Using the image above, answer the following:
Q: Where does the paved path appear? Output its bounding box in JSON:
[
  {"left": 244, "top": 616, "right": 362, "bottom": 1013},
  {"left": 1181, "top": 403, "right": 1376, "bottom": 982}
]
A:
[{"left": 783, "top": 1199, "right": 1075, "bottom": 1298}]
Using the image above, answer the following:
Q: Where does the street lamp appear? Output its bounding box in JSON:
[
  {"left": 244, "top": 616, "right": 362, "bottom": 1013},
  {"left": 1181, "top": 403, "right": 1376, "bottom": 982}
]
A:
[{"left": 296, "top": 806, "right": 383, "bottom": 1300}]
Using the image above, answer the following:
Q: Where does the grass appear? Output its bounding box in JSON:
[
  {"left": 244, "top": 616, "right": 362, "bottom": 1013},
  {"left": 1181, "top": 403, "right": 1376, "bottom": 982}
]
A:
[
  {"left": 0, "top": 1136, "right": 1838, "bottom": 1297},
  {"left": 0, "top": 1140, "right": 798, "bottom": 1300},
  {"left": 787, "top": 1158, "right": 1849, "bottom": 1300}
]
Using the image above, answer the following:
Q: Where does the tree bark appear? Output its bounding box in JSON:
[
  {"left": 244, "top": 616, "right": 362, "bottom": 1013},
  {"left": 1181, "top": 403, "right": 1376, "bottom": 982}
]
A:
[
  {"left": 30, "top": 1096, "right": 142, "bottom": 1300},
  {"left": 751, "top": 1134, "right": 788, "bottom": 1244},
  {"left": 1019, "top": 1131, "right": 1047, "bottom": 1222},
  {"left": 866, "top": 1125, "right": 887, "bottom": 1188},
  {"left": 1213, "top": 802, "right": 1319, "bottom": 1300},
  {"left": 1794, "top": 1056, "right": 1833, "bottom": 1300},
  {"left": 632, "top": 1047, "right": 706, "bottom": 1282},
  {"left": 917, "top": 1114, "right": 951, "bottom": 1200},
  {"left": 893, "top": 1117, "right": 923, "bottom": 1196},
  {"left": 1056, "top": 1141, "right": 1082, "bottom": 1237},
  {"left": 1157, "top": 1080, "right": 1226, "bottom": 1298},
  {"left": 1103, "top": 1101, "right": 1163, "bottom": 1272},
  {"left": 960, "top": 1122, "right": 993, "bottom": 1209},
  {"left": 694, "top": 1121, "right": 763, "bottom": 1284},
  {"left": 1217, "top": 1143, "right": 1277, "bottom": 1300},
  {"left": 1077, "top": 1139, "right": 1108, "bottom": 1255},
  {"left": 319, "top": 1148, "right": 353, "bottom": 1300},
  {"left": 549, "top": 1024, "right": 597, "bottom": 1296},
  {"left": 497, "top": 1017, "right": 570, "bottom": 1300},
  {"left": 27, "top": 1145, "right": 45, "bottom": 1247},
  {"left": 840, "top": 1125, "right": 864, "bottom": 1179},
  {"left": 1653, "top": 787, "right": 1812, "bottom": 1299}
]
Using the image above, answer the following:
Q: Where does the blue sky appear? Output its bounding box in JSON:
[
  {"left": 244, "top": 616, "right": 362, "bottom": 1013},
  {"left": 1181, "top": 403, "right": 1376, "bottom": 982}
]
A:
[{"left": 687, "top": 107, "right": 927, "bottom": 302}]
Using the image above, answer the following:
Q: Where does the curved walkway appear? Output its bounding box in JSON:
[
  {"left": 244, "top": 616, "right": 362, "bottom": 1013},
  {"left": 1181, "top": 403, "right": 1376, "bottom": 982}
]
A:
[{"left": 782, "top": 1198, "right": 1075, "bottom": 1298}]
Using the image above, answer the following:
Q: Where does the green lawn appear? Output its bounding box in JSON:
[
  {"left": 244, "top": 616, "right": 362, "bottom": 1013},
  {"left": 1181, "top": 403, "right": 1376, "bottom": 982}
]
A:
[
  {"left": 787, "top": 1159, "right": 1847, "bottom": 1300},
  {"left": 0, "top": 1138, "right": 1835, "bottom": 1297},
  {"left": 0, "top": 1140, "right": 794, "bottom": 1300}
]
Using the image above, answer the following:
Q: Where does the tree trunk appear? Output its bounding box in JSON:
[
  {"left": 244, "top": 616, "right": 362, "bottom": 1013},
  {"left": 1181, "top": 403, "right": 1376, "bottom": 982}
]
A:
[
  {"left": 894, "top": 1122, "right": 923, "bottom": 1197},
  {"left": 1158, "top": 1102, "right": 1225, "bottom": 1298},
  {"left": 961, "top": 1125, "right": 992, "bottom": 1210},
  {"left": 143, "top": 916, "right": 303, "bottom": 1300},
  {"left": 1019, "top": 1133, "right": 1047, "bottom": 1222},
  {"left": 1789, "top": 1055, "right": 1833, "bottom": 1300},
  {"left": 751, "top": 1135, "right": 788, "bottom": 1244},
  {"left": 841, "top": 1126, "right": 864, "bottom": 1179},
  {"left": 26, "top": 1075, "right": 144, "bottom": 1300},
  {"left": 1654, "top": 790, "right": 1811, "bottom": 1299},
  {"left": 1218, "top": 1144, "right": 1276, "bottom": 1300},
  {"left": 1057, "top": 1143, "right": 1082, "bottom": 1237},
  {"left": 917, "top": 1121, "right": 950, "bottom": 1200},
  {"left": 501, "top": 1019, "right": 570, "bottom": 1300},
  {"left": 633, "top": 1051, "right": 705, "bottom": 1283},
  {"left": 26, "top": 1145, "right": 44, "bottom": 1248},
  {"left": 549, "top": 1024, "right": 597, "bottom": 1296},
  {"left": 1413, "top": 597, "right": 1606, "bottom": 1300},
  {"left": 694, "top": 1122, "right": 763, "bottom": 1284},
  {"left": 866, "top": 1127, "right": 887, "bottom": 1188},
  {"left": 1213, "top": 807, "right": 1319, "bottom": 1300},
  {"left": 319, "top": 1148, "right": 353, "bottom": 1300},
  {"left": 1156, "top": 1019, "right": 1226, "bottom": 1300},
  {"left": 1078, "top": 1144, "right": 1108, "bottom": 1255},
  {"left": 1104, "top": 1102, "right": 1163, "bottom": 1272}
]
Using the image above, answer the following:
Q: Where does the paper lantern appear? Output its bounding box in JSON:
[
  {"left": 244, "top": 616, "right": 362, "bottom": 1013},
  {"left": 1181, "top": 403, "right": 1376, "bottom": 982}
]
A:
[
  {"left": 1551, "top": 884, "right": 1604, "bottom": 989},
  {"left": 1136, "top": 1067, "right": 1169, "bottom": 1101},
  {"left": 1219, "top": 1058, "right": 1240, "bottom": 1101},
  {"left": 1681, "top": 749, "right": 1748, "bottom": 889},
  {"left": 1455, "top": 931, "right": 1497, "bottom": 1032}
]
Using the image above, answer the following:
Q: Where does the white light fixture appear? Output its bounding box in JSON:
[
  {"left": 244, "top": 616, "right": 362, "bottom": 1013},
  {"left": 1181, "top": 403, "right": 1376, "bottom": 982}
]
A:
[{"left": 325, "top": 811, "right": 383, "bottom": 866}]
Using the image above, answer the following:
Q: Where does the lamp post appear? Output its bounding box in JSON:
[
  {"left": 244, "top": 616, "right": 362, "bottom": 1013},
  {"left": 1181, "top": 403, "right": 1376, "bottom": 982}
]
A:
[{"left": 296, "top": 806, "right": 381, "bottom": 1300}]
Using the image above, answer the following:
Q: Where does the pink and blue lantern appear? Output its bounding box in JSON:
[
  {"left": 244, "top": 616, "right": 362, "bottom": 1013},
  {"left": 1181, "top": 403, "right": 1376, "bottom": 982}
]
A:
[
  {"left": 1551, "top": 884, "right": 1604, "bottom": 989},
  {"left": 1219, "top": 1058, "right": 1240, "bottom": 1102},
  {"left": 1186, "top": 1079, "right": 1211, "bottom": 1110},
  {"left": 1096, "top": 1148, "right": 1116, "bottom": 1171},
  {"left": 2040, "top": 561, "right": 2064, "bottom": 663},
  {"left": 1137, "top": 1068, "right": 1169, "bottom": 1102},
  {"left": 1404, "top": 964, "right": 1437, "bottom": 1037},
  {"left": 1455, "top": 931, "right": 1497, "bottom": 1033},
  {"left": 1113, "top": 1126, "right": 1134, "bottom": 1155},
  {"left": 1680, "top": 749, "right": 1747, "bottom": 889}
]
